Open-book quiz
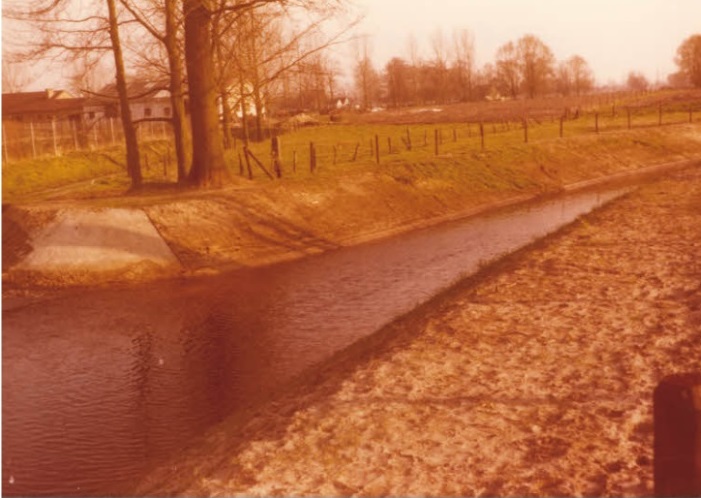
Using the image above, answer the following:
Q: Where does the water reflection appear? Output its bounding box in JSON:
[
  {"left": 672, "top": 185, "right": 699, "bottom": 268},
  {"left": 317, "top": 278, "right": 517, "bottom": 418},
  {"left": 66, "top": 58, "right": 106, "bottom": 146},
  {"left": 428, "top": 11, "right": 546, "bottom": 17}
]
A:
[{"left": 2, "top": 187, "right": 627, "bottom": 496}]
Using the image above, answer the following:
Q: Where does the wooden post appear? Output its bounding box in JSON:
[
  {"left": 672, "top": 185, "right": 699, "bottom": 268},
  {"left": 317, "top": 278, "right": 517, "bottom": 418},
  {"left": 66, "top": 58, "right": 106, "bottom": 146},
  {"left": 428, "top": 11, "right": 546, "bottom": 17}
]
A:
[
  {"left": 333, "top": 145, "right": 338, "bottom": 164},
  {"left": 51, "top": 118, "right": 58, "bottom": 156},
  {"left": 30, "top": 121, "right": 37, "bottom": 158},
  {"left": 406, "top": 127, "right": 412, "bottom": 150},
  {"left": 352, "top": 143, "right": 359, "bottom": 162},
  {"left": 244, "top": 146, "right": 253, "bottom": 179},
  {"left": 310, "top": 142, "right": 317, "bottom": 172},
  {"left": 292, "top": 150, "right": 297, "bottom": 172},
  {"left": 387, "top": 137, "right": 391, "bottom": 154},
  {"left": 559, "top": 116, "right": 564, "bottom": 138},
  {"left": 595, "top": 113, "right": 599, "bottom": 134},
  {"left": 453, "top": 128, "right": 457, "bottom": 142},
  {"left": 523, "top": 119, "right": 528, "bottom": 143},
  {"left": 424, "top": 130, "right": 428, "bottom": 146},
  {"left": 375, "top": 135, "right": 380, "bottom": 164},
  {"left": 271, "top": 136, "right": 282, "bottom": 178},
  {"left": 434, "top": 129, "right": 439, "bottom": 156},
  {"left": 480, "top": 122, "right": 485, "bottom": 150},
  {"left": 627, "top": 108, "right": 632, "bottom": 129},
  {"left": 71, "top": 120, "right": 79, "bottom": 150},
  {"left": 654, "top": 373, "right": 701, "bottom": 497}
]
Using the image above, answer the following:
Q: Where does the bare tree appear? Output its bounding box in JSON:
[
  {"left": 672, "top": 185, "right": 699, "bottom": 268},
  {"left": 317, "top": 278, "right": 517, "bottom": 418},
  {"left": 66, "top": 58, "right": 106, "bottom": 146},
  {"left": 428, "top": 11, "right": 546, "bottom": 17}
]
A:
[
  {"left": 627, "top": 71, "right": 649, "bottom": 91},
  {"left": 567, "top": 55, "right": 594, "bottom": 96},
  {"left": 430, "top": 27, "right": 448, "bottom": 103},
  {"left": 452, "top": 28, "right": 475, "bottom": 102},
  {"left": 495, "top": 41, "right": 520, "bottom": 98},
  {"left": 1, "top": 60, "right": 32, "bottom": 93},
  {"left": 675, "top": 34, "right": 701, "bottom": 88},
  {"left": 516, "top": 34, "right": 554, "bottom": 99},
  {"left": 7, "top": 0, "right": 143, "bottom": 188},
  {"left": 353, "top": 34, "right": 377, "bottom": 110}
]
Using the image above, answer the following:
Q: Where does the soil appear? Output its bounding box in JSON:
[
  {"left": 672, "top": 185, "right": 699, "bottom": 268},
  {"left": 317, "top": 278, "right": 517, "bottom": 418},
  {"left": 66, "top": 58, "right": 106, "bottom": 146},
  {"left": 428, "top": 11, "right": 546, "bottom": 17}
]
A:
[{"left": 135, "top": 167, "right": 701, "bottom": 497}]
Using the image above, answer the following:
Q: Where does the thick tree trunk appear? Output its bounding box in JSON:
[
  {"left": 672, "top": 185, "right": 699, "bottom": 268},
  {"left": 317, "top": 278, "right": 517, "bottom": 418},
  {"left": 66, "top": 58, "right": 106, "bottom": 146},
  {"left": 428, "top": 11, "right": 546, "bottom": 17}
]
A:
[
  {"left": 183, "top": 0, "right": 228, "bottom": 187},
  {"left": 106, "top": 0, "right": 141, "bottom": 189},
  {"left": 165, "top": 0, "right": 190, "bottom": 183}
]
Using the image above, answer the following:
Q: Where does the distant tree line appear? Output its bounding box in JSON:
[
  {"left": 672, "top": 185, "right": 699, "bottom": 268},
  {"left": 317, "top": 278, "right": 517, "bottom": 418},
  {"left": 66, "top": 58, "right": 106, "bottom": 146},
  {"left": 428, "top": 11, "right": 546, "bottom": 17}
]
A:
[
  {"left": 354, "top": 31, "right": 701, "bottom": 110},
  {"left": 354, "top": 31, "right": 596, "bottom": 109}
]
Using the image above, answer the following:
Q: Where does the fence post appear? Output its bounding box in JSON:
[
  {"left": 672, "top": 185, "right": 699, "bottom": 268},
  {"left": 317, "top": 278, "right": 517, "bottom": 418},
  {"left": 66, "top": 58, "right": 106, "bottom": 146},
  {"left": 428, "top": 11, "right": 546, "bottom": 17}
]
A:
[
  {"left": 51, "top": 118, "right": 59, "bottom": 156},
  {"left": 387, "top": 137, "right": 391, "bottom": 154},
  {"left": 375, "top": 135, "right": 380, "bottom": 164},
  {"left": 434, "top": 129, "right": 439, "bottom": 156},
  {"left": 110, "top": 117, "right": 115, "bottom": 144},
  {"left": 310, "top": 141, "right": 317, "bottom": 172},
  {"left": 30, "top": 121, "right": 37, "bottom": 158},
  {"left": 523, "top": 119, "right": 528, "bottom": 143},
  {"left": 406, "top": 127, "right": 412, "bottom": 150},
  {"left": 352, "top": 143, "right": 359, "bottom": 162},
  {"left": 453, "top": 128, "right": 457, "bottom": 142},
  {"left": 271, "top": 136, "right": 282, "bottom": 178},
  {"left": 480, "top": 122, "right": 485, "bottom": 150}
]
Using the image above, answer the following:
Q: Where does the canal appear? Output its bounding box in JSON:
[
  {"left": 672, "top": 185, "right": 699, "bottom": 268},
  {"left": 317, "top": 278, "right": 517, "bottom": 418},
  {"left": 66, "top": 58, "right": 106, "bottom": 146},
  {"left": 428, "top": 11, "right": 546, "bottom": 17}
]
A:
[{"left": 3, "top": 186, "right": 628, "bottom": 496}]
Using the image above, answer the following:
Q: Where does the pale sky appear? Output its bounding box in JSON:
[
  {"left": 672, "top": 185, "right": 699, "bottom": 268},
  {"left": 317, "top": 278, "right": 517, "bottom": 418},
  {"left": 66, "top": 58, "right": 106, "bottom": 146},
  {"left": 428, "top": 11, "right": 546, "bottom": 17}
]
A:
[
  {"left": 3, "top": 0, "right": 700, "bottom": 91},
  {"left": 351, "top": 0, "right": 701, "bottom": 86}
]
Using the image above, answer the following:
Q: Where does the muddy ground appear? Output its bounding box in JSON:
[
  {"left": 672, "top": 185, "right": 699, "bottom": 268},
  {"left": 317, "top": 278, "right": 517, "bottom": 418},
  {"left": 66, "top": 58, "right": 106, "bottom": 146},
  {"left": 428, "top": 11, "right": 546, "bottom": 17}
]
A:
[{"left": 135, "top": 168, "right": 701, "bottom": 497}]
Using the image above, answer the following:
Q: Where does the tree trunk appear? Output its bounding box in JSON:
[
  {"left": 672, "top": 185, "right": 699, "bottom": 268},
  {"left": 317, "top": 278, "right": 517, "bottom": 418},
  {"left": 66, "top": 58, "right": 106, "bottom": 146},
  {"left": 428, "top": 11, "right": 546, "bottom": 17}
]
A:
[
  {"left": 183, "top": 0, "right": 228, "bottom": 187},
  {"left": 106, "top": 0, "right": 141, "bottom": 189},
  {"left": 165, "top": 0, "right": 190, "bottom": 183}
]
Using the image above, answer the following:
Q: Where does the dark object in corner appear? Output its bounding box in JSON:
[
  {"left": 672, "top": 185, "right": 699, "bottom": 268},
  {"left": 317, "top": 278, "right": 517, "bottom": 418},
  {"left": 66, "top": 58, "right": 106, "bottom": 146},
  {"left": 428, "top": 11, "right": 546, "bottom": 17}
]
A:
[{"left": 654, "top": 373, "right": 701, "bottom": 497}]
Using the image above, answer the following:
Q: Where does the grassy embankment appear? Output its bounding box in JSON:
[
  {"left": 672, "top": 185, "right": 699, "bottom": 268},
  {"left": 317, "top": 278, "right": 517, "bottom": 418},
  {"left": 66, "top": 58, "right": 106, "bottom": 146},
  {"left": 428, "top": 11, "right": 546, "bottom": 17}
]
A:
[{"left": 3, "top": 100, "right": 700, "bottom": 205}]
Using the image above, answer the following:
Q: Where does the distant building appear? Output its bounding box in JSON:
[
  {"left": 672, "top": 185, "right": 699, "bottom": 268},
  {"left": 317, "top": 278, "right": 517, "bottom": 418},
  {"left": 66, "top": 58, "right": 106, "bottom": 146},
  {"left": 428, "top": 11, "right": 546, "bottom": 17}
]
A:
[
  {"left": 2, "top": 89, "right": 86, "bottom": 123},
  {"left": 93, "top": 80, "right": 173, "bottom": 121}
]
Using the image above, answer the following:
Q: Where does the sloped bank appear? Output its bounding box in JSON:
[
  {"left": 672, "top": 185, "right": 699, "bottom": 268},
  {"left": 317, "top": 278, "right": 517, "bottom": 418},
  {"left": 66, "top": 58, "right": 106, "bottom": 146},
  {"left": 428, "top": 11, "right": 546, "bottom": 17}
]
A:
[{"left": 3, "top": 124, "right": 701, "bottom": 288}]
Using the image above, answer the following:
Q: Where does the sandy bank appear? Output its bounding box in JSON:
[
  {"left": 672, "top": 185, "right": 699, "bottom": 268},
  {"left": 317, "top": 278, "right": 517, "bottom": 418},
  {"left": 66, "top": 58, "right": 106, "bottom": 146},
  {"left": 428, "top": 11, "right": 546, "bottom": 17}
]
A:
[{"left": 136, "top": 168, "right": 701, "bottom": 496}]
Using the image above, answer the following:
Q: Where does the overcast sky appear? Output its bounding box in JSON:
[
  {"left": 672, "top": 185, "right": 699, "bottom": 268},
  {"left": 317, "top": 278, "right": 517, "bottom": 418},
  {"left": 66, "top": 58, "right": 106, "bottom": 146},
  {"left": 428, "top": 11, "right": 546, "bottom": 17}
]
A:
[
  {"left": 3, "top": 0, "right": 700, "bottom": 92},
  {"left": 351, "top": 0, "right": 701, "bottom": 86}
]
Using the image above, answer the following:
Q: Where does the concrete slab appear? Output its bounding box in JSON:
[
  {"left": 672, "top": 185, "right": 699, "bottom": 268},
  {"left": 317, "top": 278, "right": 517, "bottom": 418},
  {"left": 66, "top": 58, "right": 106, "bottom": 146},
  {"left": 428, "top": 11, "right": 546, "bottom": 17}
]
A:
[{"left": 16, "top": 208, "right": 180, "bottom": 273}]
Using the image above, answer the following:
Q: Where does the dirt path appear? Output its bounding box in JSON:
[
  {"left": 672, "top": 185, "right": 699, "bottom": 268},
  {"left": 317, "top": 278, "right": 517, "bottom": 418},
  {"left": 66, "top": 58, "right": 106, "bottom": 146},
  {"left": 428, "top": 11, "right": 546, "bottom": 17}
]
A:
[{"left": 136, "top": 168, "right": 701, "bottom": 497}]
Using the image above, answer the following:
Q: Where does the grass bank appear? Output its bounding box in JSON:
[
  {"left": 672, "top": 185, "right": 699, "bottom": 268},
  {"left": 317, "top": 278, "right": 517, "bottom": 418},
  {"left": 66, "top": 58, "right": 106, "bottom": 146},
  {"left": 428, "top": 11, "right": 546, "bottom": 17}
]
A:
[{"left": 4, "top": 121, "right": 701, "bottom": 286}]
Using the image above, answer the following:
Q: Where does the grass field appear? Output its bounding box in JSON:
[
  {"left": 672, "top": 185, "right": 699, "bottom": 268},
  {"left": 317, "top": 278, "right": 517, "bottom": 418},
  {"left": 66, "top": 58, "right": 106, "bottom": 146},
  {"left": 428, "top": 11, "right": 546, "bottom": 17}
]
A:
[{"left": 3, "top": 89, "right": 701, "bottom": 203}]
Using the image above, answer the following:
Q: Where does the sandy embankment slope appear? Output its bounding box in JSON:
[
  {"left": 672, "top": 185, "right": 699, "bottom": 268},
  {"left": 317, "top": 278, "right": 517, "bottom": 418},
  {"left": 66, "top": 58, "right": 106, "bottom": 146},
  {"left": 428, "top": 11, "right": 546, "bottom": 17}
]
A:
[{"left": 136, "top": 168, "right": 701, "bottom": 497}]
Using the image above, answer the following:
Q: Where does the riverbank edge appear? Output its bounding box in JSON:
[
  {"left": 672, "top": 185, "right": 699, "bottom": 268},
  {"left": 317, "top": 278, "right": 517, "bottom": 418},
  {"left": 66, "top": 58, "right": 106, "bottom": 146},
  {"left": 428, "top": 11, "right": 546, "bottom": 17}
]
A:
[
  {"left": 3, "top": 124, "right": 701, "bottom": 290},
  {"left": 134, "top": 165, "right": 701, "bottom": 497}
]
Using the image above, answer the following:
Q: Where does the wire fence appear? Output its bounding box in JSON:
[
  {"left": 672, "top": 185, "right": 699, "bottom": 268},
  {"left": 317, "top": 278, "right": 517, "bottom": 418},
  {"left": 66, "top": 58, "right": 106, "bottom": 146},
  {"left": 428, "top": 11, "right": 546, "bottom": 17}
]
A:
[{"left": 1, "top": 117, "right": 173, "bottom": 163}]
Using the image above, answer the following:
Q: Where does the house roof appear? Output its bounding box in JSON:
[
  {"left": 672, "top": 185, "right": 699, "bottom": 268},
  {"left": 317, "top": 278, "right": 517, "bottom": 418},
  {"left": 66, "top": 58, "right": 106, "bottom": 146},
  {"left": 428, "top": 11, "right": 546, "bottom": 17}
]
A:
[
  {"left": 2, "top": 89, "right": 86, "bottom": 117},
  {"left": 93, "top": 80, "right": 170, "bottom": 102}
]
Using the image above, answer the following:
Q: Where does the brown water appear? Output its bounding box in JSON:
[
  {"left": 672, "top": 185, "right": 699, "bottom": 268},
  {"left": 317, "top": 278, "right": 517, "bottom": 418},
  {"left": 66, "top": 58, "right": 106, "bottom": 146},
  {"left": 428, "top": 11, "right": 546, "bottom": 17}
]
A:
[{"left": 2, "top": 187, "right": 627, "bottom": 496}]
